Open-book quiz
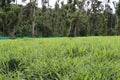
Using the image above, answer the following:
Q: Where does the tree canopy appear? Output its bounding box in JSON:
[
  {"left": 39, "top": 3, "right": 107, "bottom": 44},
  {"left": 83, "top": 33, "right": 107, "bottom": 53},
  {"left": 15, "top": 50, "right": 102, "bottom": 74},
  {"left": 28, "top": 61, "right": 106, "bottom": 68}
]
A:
[{"left": 0, "top": 0, "right": 120, "bottom": 38}]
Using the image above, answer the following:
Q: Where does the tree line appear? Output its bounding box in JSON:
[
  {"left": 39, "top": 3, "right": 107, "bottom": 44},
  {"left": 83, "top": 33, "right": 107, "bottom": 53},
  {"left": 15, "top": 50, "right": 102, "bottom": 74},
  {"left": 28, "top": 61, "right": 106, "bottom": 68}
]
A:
[{"left": 0, "top": 0, "right": 120, "bottom": 39}]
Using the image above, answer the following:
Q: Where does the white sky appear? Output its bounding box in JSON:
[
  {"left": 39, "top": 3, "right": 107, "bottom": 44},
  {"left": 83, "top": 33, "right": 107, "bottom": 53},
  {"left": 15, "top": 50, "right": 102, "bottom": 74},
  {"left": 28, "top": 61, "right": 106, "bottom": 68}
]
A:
[
  {"left": 14, "top": 0, "right": 119, "bottom": 13},
  {"left": 84, "top": 0, "right": 119, "bottom": 14},
  {"left": 15, "top": 0, "right": 119, "bottom": 7},
  {"left": 14, "top": 0, "right": 67, "bottom": 8}
]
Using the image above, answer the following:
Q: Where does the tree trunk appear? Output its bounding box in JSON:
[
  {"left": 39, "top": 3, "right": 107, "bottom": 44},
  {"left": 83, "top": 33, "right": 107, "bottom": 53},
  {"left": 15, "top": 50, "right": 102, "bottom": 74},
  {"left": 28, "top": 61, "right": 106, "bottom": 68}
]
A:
[
  {"left": 68, "top": 23, "right": 72, "bottom": 36},
  {"left": 32, "top": 3, "right": 35, "bottom": 37},
  {"left": 73, "top": 25, "right": 77, "bottom": 37},
  {"left": 69, "top": 24, "right": 76, "bottom": 37},
  {"left": 32, "top": 20, "right": 35, "bottom": 37},
  {"left": 16, "top": 0, "right": 17, "bottom": 5},
  {"left": 10, "top": 27, "right": 16, "bottom": 39},
  {"left": 118, "top": 18, "right": 120, "bottom": 35}
]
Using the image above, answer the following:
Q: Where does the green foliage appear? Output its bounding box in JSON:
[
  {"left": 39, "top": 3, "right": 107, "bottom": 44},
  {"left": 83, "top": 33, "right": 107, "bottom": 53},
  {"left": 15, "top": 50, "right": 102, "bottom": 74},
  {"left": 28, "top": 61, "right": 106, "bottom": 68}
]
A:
[
  {"left": 116, "top": 2, "right": 120, "bottom": 17},
  {"left": 0, "top": 0, "right": 15, "bottom": 12},
  {"left": 0, "top": 0, "right": 21, "bottom": 38},
  {"left": 0, "top": 37, "right": 120, "bottom": 79},
  {"left": 116, "top": 1, "right": 120, "bottom": 35},
  {"left": 0, "top": 0, "right": 119, "bottom": 37},
  {"left": 0, "top": 11, "right": 5, "bottom": 28}
]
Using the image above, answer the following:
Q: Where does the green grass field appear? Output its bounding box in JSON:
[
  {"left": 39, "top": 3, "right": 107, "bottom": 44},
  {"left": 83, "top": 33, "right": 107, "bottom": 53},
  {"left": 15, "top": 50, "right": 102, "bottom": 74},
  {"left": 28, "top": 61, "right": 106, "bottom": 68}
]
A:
[{"left": 0, "top": 36, "right": 120, "bottom": 80}]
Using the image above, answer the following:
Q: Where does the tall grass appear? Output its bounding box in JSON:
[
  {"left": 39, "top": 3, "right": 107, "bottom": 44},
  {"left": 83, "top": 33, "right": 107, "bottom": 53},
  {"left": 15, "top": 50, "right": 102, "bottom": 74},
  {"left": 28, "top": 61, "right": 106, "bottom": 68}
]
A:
[{"left": 0, "top": 36, "right": 120, "bottom": 80}]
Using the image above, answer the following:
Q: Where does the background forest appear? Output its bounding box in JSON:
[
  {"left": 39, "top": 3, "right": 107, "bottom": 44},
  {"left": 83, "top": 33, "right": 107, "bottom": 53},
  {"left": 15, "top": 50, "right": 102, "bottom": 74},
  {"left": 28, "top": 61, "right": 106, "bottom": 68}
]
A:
[{"left": 0, "top": 0, "right": 120, "bottom": 39}]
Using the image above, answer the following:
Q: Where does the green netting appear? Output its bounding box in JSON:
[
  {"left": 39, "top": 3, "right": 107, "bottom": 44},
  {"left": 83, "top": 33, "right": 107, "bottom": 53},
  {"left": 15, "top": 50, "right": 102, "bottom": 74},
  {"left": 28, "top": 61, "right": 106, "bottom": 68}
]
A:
[
  {"left": 0, "top": 36, "right": 26, "bottom": 40},
  {"left": 0, "top": 36, "right": 64, "bottom": 40},
  {"left": 0, "top": 36, "right": 10, "bottom": 39}
]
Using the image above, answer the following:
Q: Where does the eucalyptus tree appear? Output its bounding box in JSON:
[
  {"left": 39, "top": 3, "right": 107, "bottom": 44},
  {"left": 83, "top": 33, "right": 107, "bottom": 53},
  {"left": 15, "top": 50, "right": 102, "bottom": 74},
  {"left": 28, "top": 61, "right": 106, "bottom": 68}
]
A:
[
  {"left": 29, "top": 0, "right": 37, "bottom": 37},
  {"left": 19, "top": 0, "right": 38, "bottom": 37},
  {"left": 64, "top": 0, "right": 77, "bottom": 37},
  {"left": 52, "top": 0, "right": 60, "bottom": 36},
  {"left": 75, "top": 0, "right": 86, "bottom": 10},
  {"left": 42, "top": 0, "right": 49, "bottom": 11},
  {"left": 7, "top": 5, "right": 21, "bottom": 38},
  {"left": 0, "top": 0, "right": 21, "bottom": 38},
  {"left": 52, "top": 0, "right": 69, "bottom": 36},
  {"left": 0, "top": 0, "right": 14, "bottom": 36},
  {"left": 88, "top": 0, "right": 105, "bottom": 35},
  {"left": 116, "top": 1, "right": 120, "bottom": 35},
  {"left": 104, "top": 0, "right": 117, "bottom": 35},
  {"left": 67, "top": 0, "right": 89, "bottom": 37}
]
